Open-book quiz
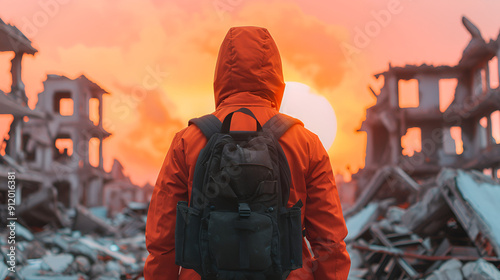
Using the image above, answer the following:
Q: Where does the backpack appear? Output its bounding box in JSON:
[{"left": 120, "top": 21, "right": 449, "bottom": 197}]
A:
[{"left": 175, "top": 108, "right": 304, "bottom": 280}]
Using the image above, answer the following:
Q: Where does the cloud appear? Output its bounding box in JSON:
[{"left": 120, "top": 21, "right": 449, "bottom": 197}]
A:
[
  {"left": 0, "top": 0, "right": 371, "bottom": 184},
  {"left": 107, "top": 85, "right": 184, "bottom": 185},
  {"left": 235, "top": 1, "right": 350, "bottom": 90}
]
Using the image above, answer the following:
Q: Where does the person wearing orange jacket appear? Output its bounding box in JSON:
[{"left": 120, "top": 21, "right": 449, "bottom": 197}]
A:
[{"left": 144, "top": 26, "right": 350, "bottom": 279}]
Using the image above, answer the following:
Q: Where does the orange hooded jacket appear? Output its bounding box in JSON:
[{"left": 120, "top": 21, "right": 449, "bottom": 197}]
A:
[{"left": 144, "top": 26, "right": 350, "bottom": 280}]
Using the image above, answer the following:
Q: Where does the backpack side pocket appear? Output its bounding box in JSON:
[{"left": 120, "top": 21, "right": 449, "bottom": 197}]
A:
[
  {"left": 175, "top": 201, "right": 202, "bottom": 270},
  {"left": 279, "top": 206, "right": 303, "bottom": 270}
]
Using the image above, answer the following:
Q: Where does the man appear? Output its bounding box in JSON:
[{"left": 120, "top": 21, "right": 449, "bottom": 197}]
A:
[{"left": 144, "top": 26, "right": 350, "bottom": 279}]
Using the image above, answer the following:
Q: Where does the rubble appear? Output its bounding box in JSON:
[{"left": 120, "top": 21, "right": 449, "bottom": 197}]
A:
[
  {"left": 401, "top": 186, "right": 452, "bottom": 236},
  {"left": 0, "top": 262, "right": 8, "bottom": 280},
  {"left": 345, "top": 202, "right": 379, "bottom": 242},
  {"left": 42, "top": 254, "right": 74, "bottom": 273},
  {"left": 0, "top": 202, "right": 148, "bottom": 279},
  {"left": 343, "top": 16, "right": 500, "bottom": 279},
  {"left": 462, "top": 259, "right": 500, "bottom": 280},
  {"left": 425, "top": 259, "right": 463, "bottom": 280},
  {"left": 0, "top": 17, "right": 153, "bottom": 279},
  {"left": 73, "top": 205, "right": 117, "bottom": 236},
  {"left": 17, "top": 187, "right": 70, "bottom": 229}
]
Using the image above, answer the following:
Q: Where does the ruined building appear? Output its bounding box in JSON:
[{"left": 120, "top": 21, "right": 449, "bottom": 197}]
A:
[
  {"left": 344, "top": 17, "right": 500, "bottom": 279},
  {"left": 0, "top": 18, "right": 153, "bottom": 227},
  {"left": 22, "top": 74, "right": 111, "bottom": 208},
  {"left": 0, "top": 18, "right": 43, "bottom": 209},
  {"left": 0, "top": 17, "right": 152, "bottom": 280},
  {"left": 357, "top": 17, "right": 500, "bottom": 186}
]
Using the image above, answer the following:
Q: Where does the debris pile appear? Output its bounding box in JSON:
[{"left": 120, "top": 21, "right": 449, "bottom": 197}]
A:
[
  {"left": 345, "top": 169, "right": 500, "bottom": 279},
  {"left": 341, "top": 16, "right": 500, "bottom": 279},
  {"left": 0, "top": 202, "right": 148, "bottom": 280}
]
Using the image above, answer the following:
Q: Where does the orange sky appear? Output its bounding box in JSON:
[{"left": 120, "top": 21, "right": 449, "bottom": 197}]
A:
[{"left": 1, "top": 0, "right": 500, "bottom": 186}]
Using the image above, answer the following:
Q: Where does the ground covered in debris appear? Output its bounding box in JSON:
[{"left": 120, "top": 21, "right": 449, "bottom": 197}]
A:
[
  {"left": 345, "top": 169, "right": 500, "bottom": 279},
  {"left": 0, "top": 203, "right": 148, "bottom": 280}
]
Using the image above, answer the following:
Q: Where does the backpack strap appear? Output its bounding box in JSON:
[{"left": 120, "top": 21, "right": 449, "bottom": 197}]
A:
[
  {"left": 188, "top": 114, "right": 222, "bottom": 139},
  {"left": 263, "top": 113, "right": 303, "bottom": 139},
  {"left": 263, "top": 113, "right": 303, "bottom": 208}
]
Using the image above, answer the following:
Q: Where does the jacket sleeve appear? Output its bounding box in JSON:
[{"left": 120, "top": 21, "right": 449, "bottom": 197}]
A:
[
  {"left": 144, "top": 130, "right": 188, "bottom": 280},
  {"left": 304, "top": 134, "right": 351, "bottom": 280}
]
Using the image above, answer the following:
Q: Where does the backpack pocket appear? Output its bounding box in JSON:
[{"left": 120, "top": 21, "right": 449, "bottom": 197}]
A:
[
  {"left": 279, "top": 206, "right": 303, "bottom": 270},
  {"left": 208, "top": 211, "right": 273, "bottom": 271},
  {"left": 175, "top": 201, "right": 202, "bottom": 270}
]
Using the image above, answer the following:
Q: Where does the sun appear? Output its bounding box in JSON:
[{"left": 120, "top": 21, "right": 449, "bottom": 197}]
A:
[{"left": 280, "top": 82, "right": 337, "bottom": 151}]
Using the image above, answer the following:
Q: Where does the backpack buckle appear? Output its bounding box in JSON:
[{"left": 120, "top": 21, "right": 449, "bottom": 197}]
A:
[{"left": 238, "top": 203, "right": 251, "bottom": 218}]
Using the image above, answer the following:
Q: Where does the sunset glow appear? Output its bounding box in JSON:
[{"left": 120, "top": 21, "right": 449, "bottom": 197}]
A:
[
  {"left": 1, "top": 1, "right": 500, "bottom": 185},
  {"left": 281, "top": 82, "right": 337, "bottom": 150}
]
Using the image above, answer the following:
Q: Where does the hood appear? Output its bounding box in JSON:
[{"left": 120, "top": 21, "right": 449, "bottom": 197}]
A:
[{"left": 214, "top": 26, "right": 285, "bottom": 110}]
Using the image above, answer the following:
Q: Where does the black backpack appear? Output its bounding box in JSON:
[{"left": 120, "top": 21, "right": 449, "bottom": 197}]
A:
[{"left": 175, "top": 108, "right": 304, "bottom": 280}]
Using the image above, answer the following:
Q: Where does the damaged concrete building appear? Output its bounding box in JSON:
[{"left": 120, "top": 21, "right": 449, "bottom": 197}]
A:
[
  {"left": 0, "top": 18, "right": 152, "bottom": 225},
  {"left": 0, "top": 18, "right": 53, "bottom": 226},
  {"left": 357, "top": 16, "right": 500, "bottom": 187},
  {"left": 0, "top": 18, "right": 41, "bottom": 176},
  {"left": 22, "top": 74, "right": 112, "bottom": 209},
  {"left": 0, "top": 18, "right": 152, "bottom": 279},
  {"left": 344, "top": 17, "right": 500, "bottom": 279}
]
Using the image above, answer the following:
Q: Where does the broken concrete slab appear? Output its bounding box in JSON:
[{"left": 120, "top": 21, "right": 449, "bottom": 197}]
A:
[
  {"left": 19, "top": 258, "right": 45, "bottom": 278},
  {"left": 462, "top": 258, "right": 500, "bottom": 280},
  {"left": 89, "top": 262, "right": 106, "bottom": 278},
  {"left": 0, "top": 261, "right": 8, "bottom": 280},
  {"left": 455, "top": 170, "right": 500, "bottom": 255},
  {"left": 89, "top": 206, "right": 108, "bottom": 220},
  {"left": 117, "top": 215, "right": 146, "bottom": 238},
  {"left": 105, "top": 260, "right": 122, "bottom": 274},
  {"left": 439, "top": 169, "right": 500, "bottom": 257},
  {"left": 127, "top": 201, "right": 149, "bottom": 214},
  {"left": 386, "top": 206, "right": 406, "bottom": 224},
  {"left": 19, "top": 258, "right": 85, "bottom": 279},
  {"left": 42, "top": 253, "right": 74, "bottom": 273},
  {"left": 402, "top": 186, "right": 453, "bottom": 236},
  {"left": 68, "top": 241, "right": 98, "bottom": 264},
  {"left": 345, "top": 202, "right": 379, "bottom": 242},
  {"left": 73, "top": 255, "right": 91, "bottom": 274},
  {"left": 40, "top": 233, "right": 69, "bottom": 254},
  {"left": 425, "top": 259, "right": 463, "bottom": 280},
  {"left": 18, "top": 187, "right": 69, "bottom": 229},
  {"left": 16, "top": 222, "right": 34, "bottom": 241},
  {"left": 344, "top": 166, "right": 420, "bottom": 218},
  {"left": 19, "top": 239, "right": 47, "bottom": 259},
  {"left": 73, "top": 205, "right": 117, "bottom": 236},
  {"left": 79, "top": 237, "right": 136, "bottom": 265}
]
